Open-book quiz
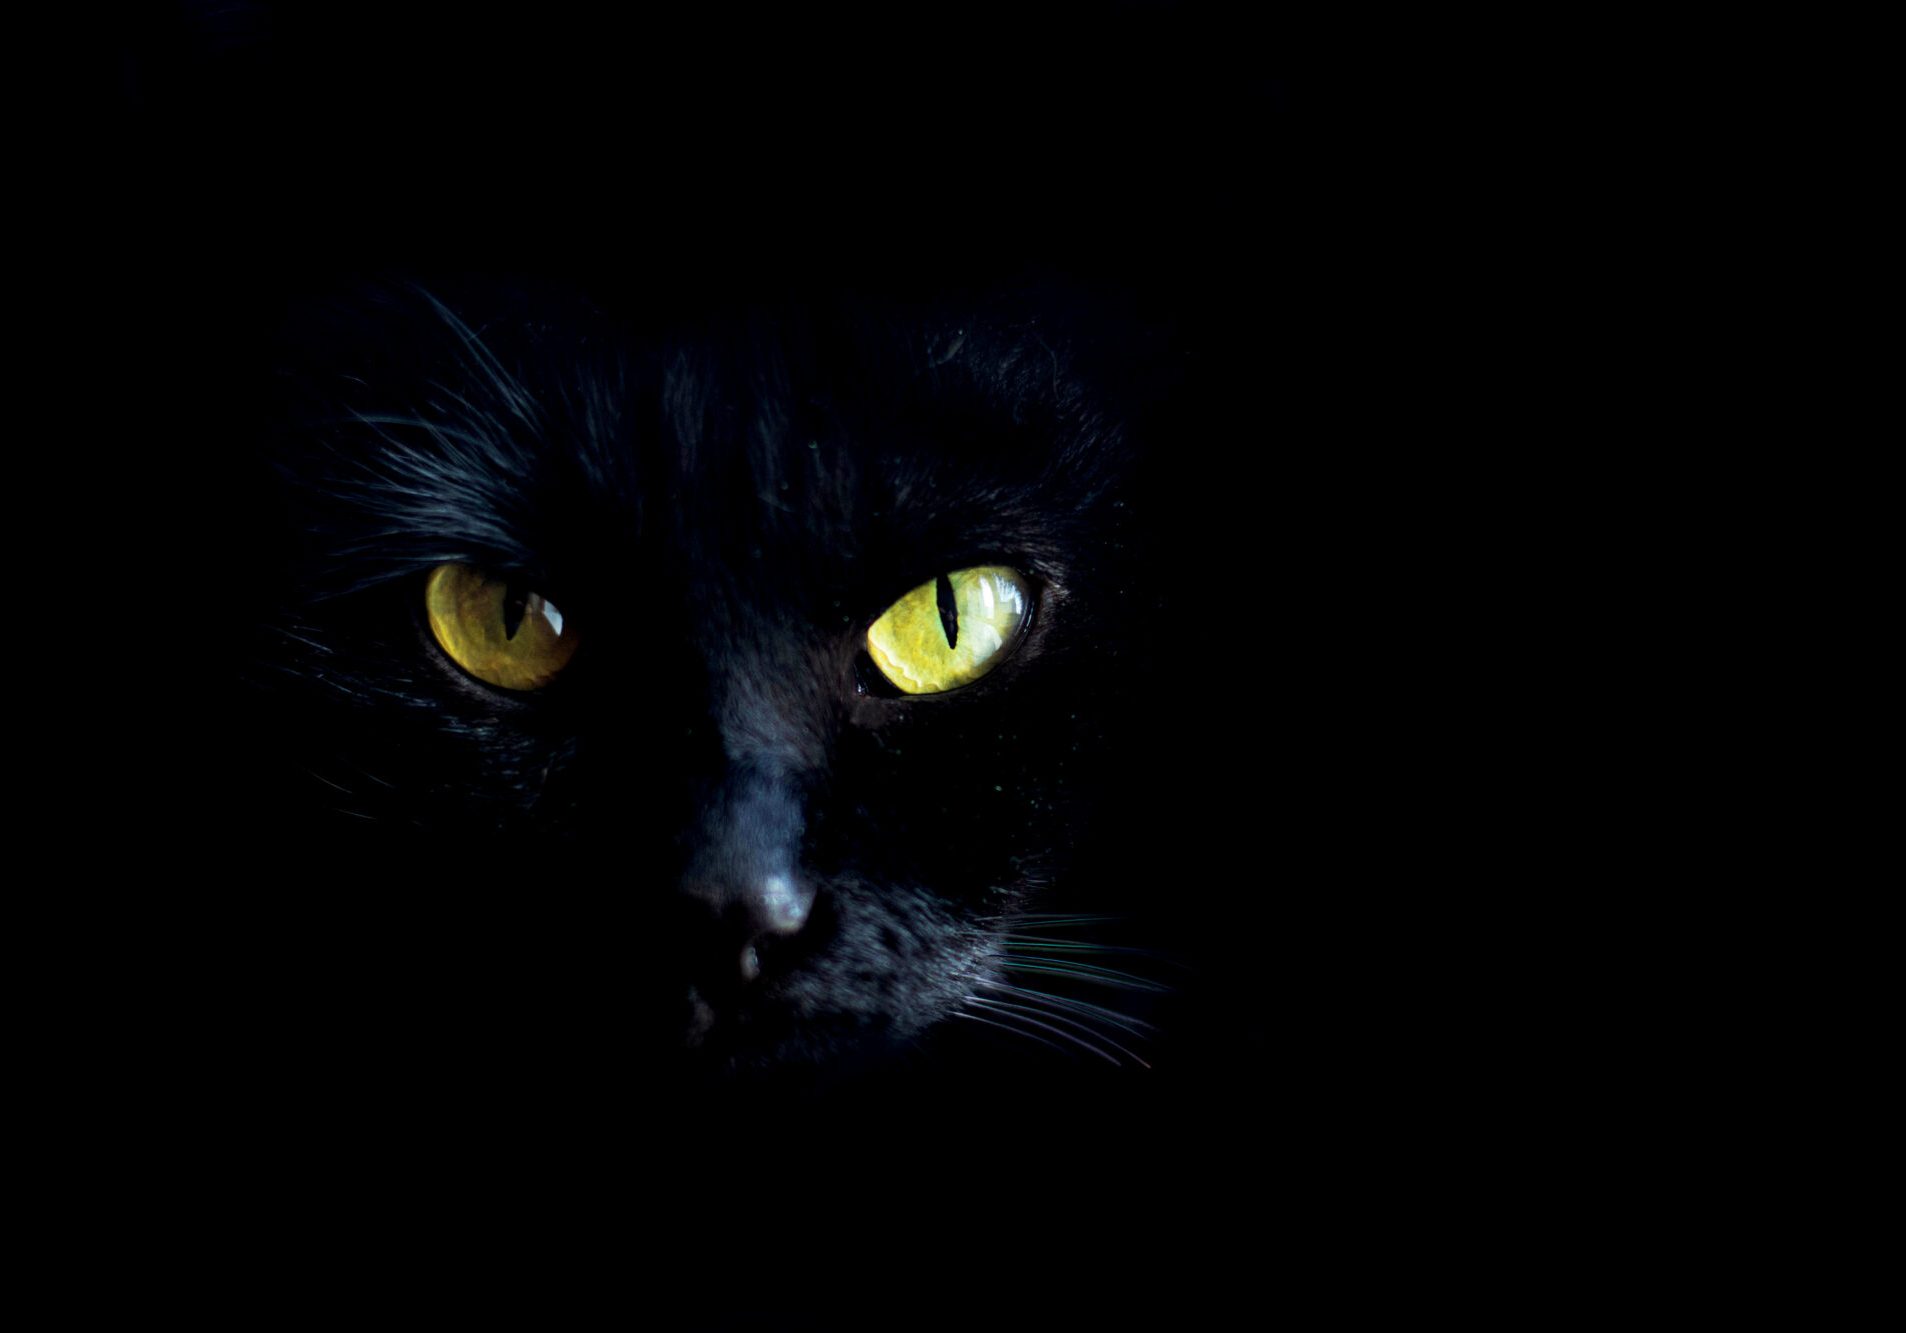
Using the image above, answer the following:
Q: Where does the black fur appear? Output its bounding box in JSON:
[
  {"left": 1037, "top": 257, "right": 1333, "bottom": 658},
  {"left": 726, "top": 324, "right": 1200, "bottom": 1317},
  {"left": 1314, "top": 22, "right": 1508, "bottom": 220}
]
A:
[{"left": 235, "top": 277, "right": 1162, "bottom": 1078}]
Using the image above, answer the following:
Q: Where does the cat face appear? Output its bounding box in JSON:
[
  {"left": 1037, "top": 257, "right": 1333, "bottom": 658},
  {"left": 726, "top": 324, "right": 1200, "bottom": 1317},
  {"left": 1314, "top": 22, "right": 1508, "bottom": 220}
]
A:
[{"left": 240, "top": 281, "right": 1157, "bottom": 1075}]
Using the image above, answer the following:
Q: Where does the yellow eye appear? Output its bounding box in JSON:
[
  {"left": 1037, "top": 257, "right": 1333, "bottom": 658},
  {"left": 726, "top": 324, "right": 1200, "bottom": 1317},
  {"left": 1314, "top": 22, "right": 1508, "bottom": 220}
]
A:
[
  {"left": 424, "top": 563, "right": 579, "bottom": 691},
  {"left": 866, "top": 565, "right": 1030, "bottom": 695}
]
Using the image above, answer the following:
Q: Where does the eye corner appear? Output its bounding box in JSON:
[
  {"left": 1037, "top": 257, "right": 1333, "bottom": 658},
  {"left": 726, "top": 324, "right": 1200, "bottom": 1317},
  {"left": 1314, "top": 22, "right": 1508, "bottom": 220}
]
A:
[{"left": 853, "top": 650, "right": 901, "bottom": 700}]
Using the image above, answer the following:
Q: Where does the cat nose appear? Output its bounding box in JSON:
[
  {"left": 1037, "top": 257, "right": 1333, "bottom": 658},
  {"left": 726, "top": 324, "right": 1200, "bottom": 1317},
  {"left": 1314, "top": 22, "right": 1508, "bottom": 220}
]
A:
[
  {"left": 732, "top": 872, "right": 815, "bottom": 983},
  {"left": 688, "top": 871, "right": 815, "bottom": 987},
  {"left": 681, "top": 864, "right": 816, "bottom": 950},
  {"left": 679, "top": 762, "right": 817, "bottom": 980},
  {"left": 751, "top": 872, "right": 812, "bottom": 936}
]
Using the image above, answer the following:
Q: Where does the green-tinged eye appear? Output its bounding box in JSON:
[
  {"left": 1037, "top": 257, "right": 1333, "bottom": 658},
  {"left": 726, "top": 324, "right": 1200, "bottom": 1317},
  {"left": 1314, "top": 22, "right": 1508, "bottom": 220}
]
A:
[
  {"left": 424, "top": 562, "right": 578, "bottom": 691},
  {"left": 866, "top": 565, "right": 1030, "bottom": 695}
]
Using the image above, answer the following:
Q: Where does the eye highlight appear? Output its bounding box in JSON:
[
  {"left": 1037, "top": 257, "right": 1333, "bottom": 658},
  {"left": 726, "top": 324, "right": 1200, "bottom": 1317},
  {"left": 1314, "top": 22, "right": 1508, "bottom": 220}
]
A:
[
  {"left": 866, "top": 565, "right": 1030, "bottom": 695},
  {"left": 424, "top": 562, "right": 578, "bottom": 691}
]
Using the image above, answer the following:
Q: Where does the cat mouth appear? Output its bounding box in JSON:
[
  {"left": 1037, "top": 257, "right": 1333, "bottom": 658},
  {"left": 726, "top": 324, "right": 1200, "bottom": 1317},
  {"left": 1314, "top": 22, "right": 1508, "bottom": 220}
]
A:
[
  {"left": 669, "top": 978, "right": 911, "bottom": 1072},
  {"left": 673, "top": 982, "right": 802, "bottom": 1063}
]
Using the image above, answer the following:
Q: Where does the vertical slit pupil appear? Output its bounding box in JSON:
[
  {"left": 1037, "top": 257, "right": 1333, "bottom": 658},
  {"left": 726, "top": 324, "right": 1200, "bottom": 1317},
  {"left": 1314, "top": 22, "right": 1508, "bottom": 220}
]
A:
[
  {"left": 935, "top": 573, "right": 959, "bottom": 649},
  {"left": 502, "top": 580, "right": 530, "bottom": 640}
]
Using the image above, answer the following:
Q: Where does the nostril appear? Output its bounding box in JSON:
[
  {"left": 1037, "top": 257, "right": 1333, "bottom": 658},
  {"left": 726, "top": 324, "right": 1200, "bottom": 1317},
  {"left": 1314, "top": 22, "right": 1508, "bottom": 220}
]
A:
[
  {"left": 736, "top": 874, "right": 821, "bottom": 986},
  {"left": 731, "top": 881, "right": 833, "bottom": 987}
]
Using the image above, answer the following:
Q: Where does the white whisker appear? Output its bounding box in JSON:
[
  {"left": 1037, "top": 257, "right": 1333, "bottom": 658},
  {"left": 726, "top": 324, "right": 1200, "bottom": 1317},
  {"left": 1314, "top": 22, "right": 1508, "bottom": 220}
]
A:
[
  {"left": 967, "top": 996, "right": 1121, "bottom": 1066},
  {"left": 970, "top": 994, "right": 1149, "bottom": 1068}
]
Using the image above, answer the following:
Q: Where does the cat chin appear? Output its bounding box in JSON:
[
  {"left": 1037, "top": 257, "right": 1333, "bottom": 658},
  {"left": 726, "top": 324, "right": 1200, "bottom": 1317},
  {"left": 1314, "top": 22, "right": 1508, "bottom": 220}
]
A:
[
  {"left": 664, "top": 1001, "right": 924, "bottom": 1078},
  {"left": 663, "top": 968, "right": 975, "bottom": 1074}
]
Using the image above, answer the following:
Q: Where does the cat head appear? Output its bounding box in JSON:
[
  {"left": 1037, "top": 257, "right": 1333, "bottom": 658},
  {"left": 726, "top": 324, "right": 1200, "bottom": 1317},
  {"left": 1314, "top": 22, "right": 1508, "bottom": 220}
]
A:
[{"left": 235, "top": 277, "right": 1170, "bottom": 1076}]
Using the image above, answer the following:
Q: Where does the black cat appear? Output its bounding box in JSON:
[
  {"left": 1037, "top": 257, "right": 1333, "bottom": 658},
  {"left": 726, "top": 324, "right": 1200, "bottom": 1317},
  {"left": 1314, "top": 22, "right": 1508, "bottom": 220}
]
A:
[
  {"left": 109, "top": 13, "right": 1330, "bottom": 1289},
  {"left": 230, "top": 276, "right": 1173, "bottom": 1085}
]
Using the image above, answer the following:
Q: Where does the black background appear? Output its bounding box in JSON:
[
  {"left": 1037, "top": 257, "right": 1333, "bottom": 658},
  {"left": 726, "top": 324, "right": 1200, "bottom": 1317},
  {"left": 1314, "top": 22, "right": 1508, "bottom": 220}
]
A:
[{"left": 97, "top": 2, "right": 1471, "bottom": 1317}]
